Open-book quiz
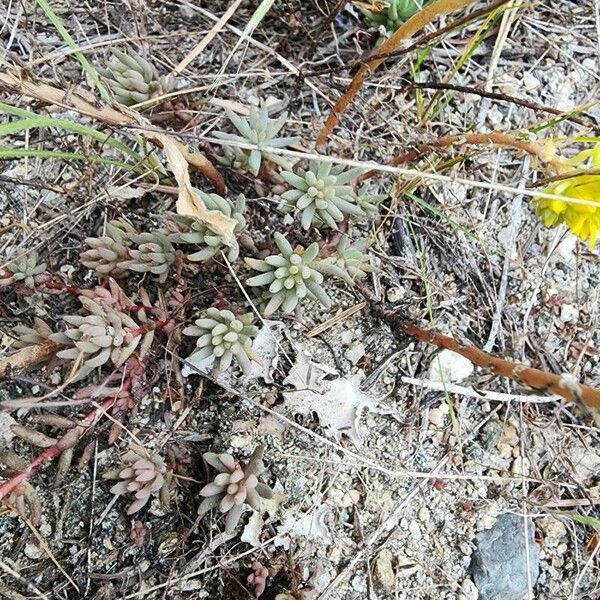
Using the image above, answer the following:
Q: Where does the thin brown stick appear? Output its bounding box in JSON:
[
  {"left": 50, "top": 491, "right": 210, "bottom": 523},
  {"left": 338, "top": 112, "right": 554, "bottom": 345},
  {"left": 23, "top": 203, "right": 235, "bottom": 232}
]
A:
[
  {"left": 358, "top": 285, "right": 600, "bottom": 422},
  {"left": 170, "top": 0, "right": 243, "bottom": 76},
  {"left": 315, "top": 0, "right": 478, "bottom": 147},
  {"left": 359, "top": 131, "right": 570, "bottom": 181},
  {"left": 406, "top": 81, "right": 592, "bottom": 125}
]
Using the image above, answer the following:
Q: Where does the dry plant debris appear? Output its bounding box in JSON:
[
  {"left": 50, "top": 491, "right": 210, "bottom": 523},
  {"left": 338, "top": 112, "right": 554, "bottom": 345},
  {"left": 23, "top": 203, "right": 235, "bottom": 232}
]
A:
[{"left": 0, "top": 0, "right": 599, "bottom": 598}]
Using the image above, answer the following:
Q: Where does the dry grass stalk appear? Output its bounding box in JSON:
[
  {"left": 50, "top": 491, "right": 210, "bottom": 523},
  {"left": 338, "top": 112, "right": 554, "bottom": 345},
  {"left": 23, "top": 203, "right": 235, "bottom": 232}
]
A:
[{"left": 0, "top": 69, "right": 229, "bottom": 206}]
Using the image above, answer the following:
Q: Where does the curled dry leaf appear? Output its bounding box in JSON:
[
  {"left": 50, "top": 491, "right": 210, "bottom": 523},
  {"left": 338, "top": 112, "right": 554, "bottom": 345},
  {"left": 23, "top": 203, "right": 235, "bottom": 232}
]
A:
[
  {"left": 0, "top": 340, "right": 64, "bottom": 380},
  {"left": 140, "top": 132, "right": 235, "bottom": 243}
]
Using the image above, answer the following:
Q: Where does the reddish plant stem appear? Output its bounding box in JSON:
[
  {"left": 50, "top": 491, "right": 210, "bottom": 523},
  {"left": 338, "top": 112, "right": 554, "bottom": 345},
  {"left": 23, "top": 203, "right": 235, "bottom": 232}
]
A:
[{"left": 0, "top": 395, "right": 115, "bottom": 500}]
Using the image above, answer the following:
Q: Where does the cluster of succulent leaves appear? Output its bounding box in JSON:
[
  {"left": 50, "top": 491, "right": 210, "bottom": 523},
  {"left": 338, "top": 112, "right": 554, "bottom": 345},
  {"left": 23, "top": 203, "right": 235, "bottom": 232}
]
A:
[
  {"left": 0, "top": 250, "right": 46, "bottom": 288},
  {"left": 183, "top": 308, "right": 259, "bottom": 375},
  {"left": 359, "top": 0, "right": 430, "bottom": 32},
  {"left": 167, "top": 192, "right": 246, "bottom": 262},
  {"left": 198, "top": 446, "right": 273, "bottom": 533},
  {"left": 97, "top": 49, "right": 176, "bottom": 106},
  {"left": 279, "top": 161, "right": 367, "bottom": 230},
  {"left": 4, "top": 92, "right": 380, "bottom": 383},
  {"left": 49, "top": 295, "right": 153, "bottom": 382},
  {"left": 80, "top": 191, "right": 247, "bottom": 282},
  {"left": 213, "top": 104, "right": 299, "bottom": 175}
]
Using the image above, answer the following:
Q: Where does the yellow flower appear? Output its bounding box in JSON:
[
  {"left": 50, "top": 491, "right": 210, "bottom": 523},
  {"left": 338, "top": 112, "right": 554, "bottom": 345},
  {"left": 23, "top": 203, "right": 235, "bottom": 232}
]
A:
[{"left": 534, "top": 144, "right": 600, "bottom": 248}]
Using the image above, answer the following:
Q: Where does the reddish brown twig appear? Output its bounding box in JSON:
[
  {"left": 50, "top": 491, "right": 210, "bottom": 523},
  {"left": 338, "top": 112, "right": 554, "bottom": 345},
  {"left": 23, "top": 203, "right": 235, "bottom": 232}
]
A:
[
  {"left": 359, "top": 131, "right": 570, "bottom": 181},
  {"left": 359, "top": 285, "right": 600, "bottom": 422}
]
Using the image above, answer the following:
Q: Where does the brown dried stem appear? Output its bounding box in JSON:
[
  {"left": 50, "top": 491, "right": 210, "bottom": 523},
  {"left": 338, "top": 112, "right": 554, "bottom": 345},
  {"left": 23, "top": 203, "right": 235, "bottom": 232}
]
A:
[
  {"left": 316, "top": 0, "right": 478, "bottom": 147},
  {"left": 359, "top": 131, "right": 571, "bottom": 181},
  {"left": 359, "top": 285, "right": 600, "bottom": 423}
]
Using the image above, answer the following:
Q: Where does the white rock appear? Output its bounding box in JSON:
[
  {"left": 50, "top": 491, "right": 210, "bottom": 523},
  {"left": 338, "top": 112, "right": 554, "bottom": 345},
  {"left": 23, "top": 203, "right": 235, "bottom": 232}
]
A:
[
  {"left": 459, "top": 577, "right": 479, "bottom": 599},
  {"left": 341, "top": 489, "right": 360, "bottom": 507},
  {"left": 428, "top": 404, "right": 449, "bottom": 428},
  {"left": 408, "top": 520, "right": 422, "bottom": 541},
  {"left": 24, "top": 542, "right": 43, "bottom": 559},
  {"left": 387, "top": 287, "right": 404, "bottom": 303},
  {"left": 0, "top": 412, "right": 16, "bottom": 447},
  {"left": 429, "top": 349, "right": 473, "bottom": 382},
  {"left": 554, "top": 235, "right": 577, "bottom": 263},
  {"left": 346, "top": 341, "right": 365, "bottom": 365},
  {"left": 340, "top": 330, "right": 353, "bottom": 345},
  {"left": 522, "top": 72, "right": 540, "bottom": 91},
  {"left": 560, "top": 304, "right": 578, "bottom": 324}
]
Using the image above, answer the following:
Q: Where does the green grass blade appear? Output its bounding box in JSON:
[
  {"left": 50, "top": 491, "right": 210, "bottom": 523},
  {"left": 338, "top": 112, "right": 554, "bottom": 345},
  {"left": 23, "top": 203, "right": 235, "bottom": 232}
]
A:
[
  {"left": 35, "top": 0, "right": 110, "bottom": 102},
  {"left": 556, "top": 512, "right": 600, "bottom": 531},
  {"left": 404, "top": 191, "right": 479, "bottom": 242},
  {"left": 0, "top": 102, "right": 141, "bottom": 162}
]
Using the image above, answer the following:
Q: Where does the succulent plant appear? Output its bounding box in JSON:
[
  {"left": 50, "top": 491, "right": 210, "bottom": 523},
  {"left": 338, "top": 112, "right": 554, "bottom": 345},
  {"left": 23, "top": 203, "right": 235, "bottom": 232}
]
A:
[
  {"left": 356, "top": 184, "right": 386, "bottom": 216},
  {"left": 183, "top": 308, "right": 259, "bottom": 375},
  {"left": 12, "top": 317, "right": 53, "bottom": 348},
  {"left": 49, "top": 296, "right": 146, "bottom": 381},
  {"left": 198, "top": 446, "right": 273, "bottom": 533},
  {"left": 80, "top": 220, "right": 136, "bottom": 278},
  {"left": 213, "top": 104, "right": 299, "bottom": 175},
  {"left": 0, "top": 250, "right": 46, "bottom": 288},
  {"left": 360, "top": 0, "right": 429, "bottom": 32},
  {"left": 279, "top": 161, "right": 365, "bottom": 230},
  {"left": 97, "top": 49, "right": 176, "bottom": 106},
  {"left": 248, "top": 562, "right": 269, "bottom": 598},
  {"left": 104, "top": 445, "right": 171, "bottom": 514},
  {"left": 121, "top": 231, "right": 176, "bottom": 282},
  {"left": 168, "top": 192, "right": 246, "bottom": 262},
  {"left": 245, "top": 233, "right": 331, "bottom": 315},
  {"left": 315, "top": 235, "right": 374, "bottom": 284}
]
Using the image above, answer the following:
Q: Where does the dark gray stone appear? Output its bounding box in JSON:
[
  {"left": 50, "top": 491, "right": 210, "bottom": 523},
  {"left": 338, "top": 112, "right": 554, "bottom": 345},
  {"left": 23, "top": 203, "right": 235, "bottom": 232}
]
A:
[{"left": 471, "top": 513, "right": 540, "bottom": 600}]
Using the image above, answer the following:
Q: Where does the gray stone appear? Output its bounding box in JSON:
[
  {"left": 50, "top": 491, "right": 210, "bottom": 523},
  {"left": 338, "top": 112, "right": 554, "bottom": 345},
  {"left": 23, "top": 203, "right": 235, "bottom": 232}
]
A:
[{"left": 471, "top": 513, "right": 540, "bottom": 600}]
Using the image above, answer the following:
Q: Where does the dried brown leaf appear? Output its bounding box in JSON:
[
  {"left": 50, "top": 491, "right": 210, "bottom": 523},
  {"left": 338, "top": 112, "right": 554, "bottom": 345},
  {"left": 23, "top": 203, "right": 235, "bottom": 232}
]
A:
[
  {"left": 0, "top": 341, "right": 63, "bottom": 380},
  {"left": 141, "top": 132, "right": 234, "bottom": 240}
]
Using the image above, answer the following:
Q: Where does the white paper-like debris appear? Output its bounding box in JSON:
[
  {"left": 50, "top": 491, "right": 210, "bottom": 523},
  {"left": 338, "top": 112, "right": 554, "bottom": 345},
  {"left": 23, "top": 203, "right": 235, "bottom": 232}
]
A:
[
  {"left": 241, "top": 511, "right": 264, "bottom": 547},
  {"left": 0, "top": 412, "right": 16, "bottom": 448},
  {"left": 182, "top": 320, "right": 283, "bottom": 384},
  {"left": 281, "top": 342, "right": 378, "bottom": 444},
  {"left": 275, "top": 503, "right": 333, "bottom": 549}
]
